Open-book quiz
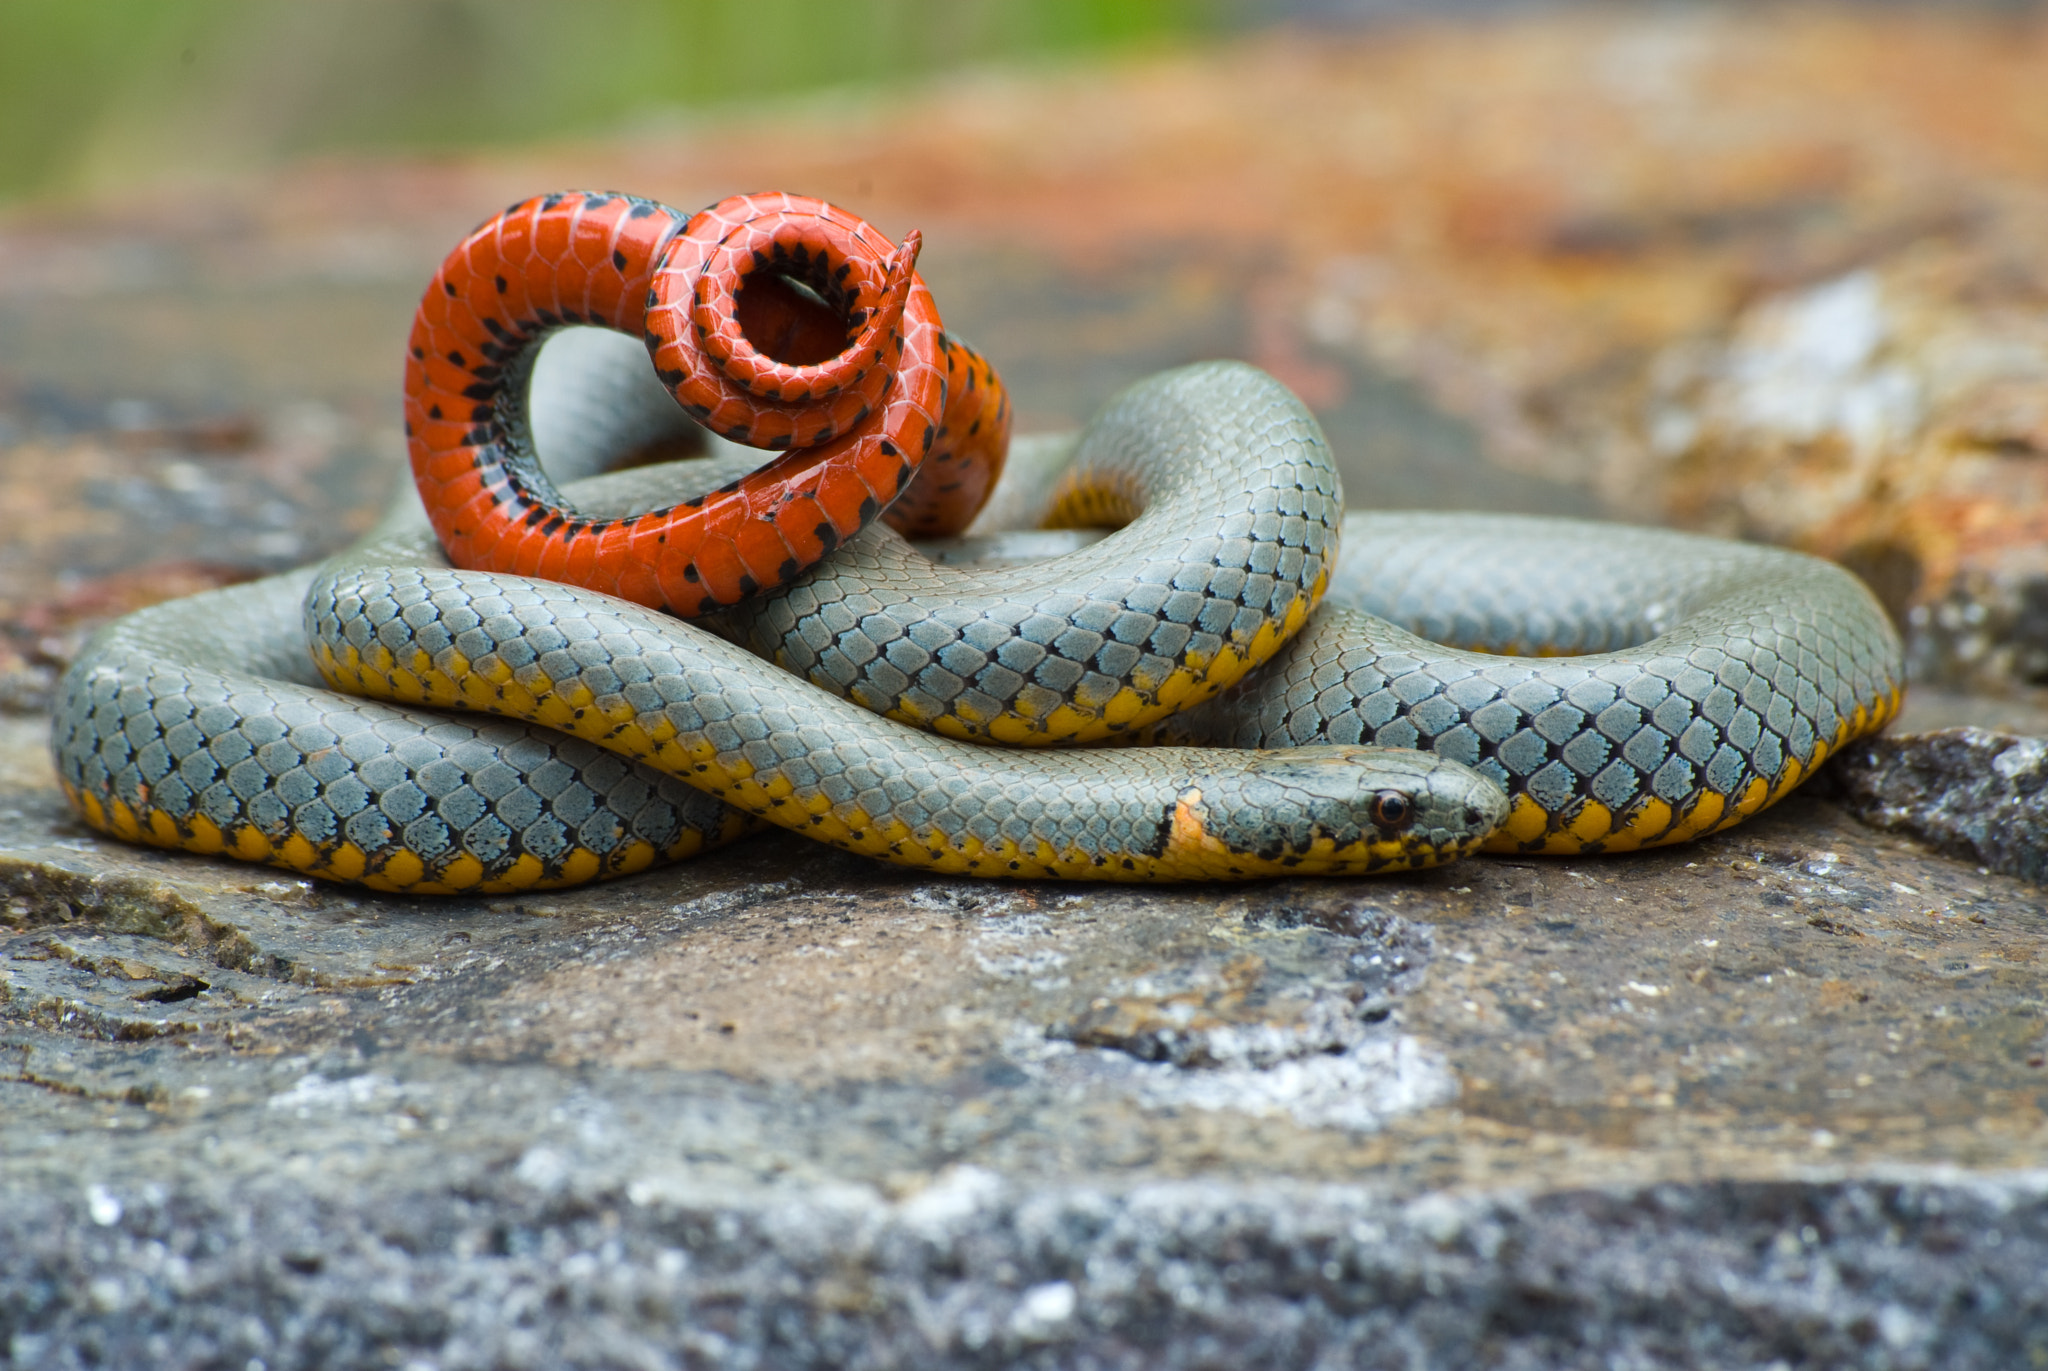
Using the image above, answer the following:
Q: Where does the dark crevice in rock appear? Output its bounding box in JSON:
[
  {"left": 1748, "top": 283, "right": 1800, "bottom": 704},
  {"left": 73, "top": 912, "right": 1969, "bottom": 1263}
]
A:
[
  {"left": 0, "top": 856, "right": 275, "bottom": 974},
  {"left": 1823, "top": 727, "right": 2048, "bottom": 883}
]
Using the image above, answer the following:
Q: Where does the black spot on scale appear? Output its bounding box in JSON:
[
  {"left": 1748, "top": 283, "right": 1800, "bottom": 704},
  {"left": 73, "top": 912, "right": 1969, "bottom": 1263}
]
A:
[
  {"left": 470, "top": 404, "right": 493, "bottom": 423},
  {"left": 494, "top": 275, "right": 509, "bottom": 294},
  {"left": 835, "top": 262, "right": 851, "bottom": 282},
  {"left": 683, "top": 565, "right": 699, "bottom": 582},
  {"left": 523, "top": 507, "right": 551, "bottom": 528},
  {"left": 540, "top": 192, "right": 566, "bottom": 210},
  {"left": 1121, "top": 858, "right": 1135, "bottom": 870},
  {"left": 403, "top": 420, "right": 414, "bottom": 438},
  {"left": 736, "top": 575, "right": 758, "bottom": 597},
  {"left": 481, "top": 316, "right": 513, "bottom": 341},
  {"left": 714, "top": 477, "right": 744, "bottom": 495},
  {"left": 410, "top": 345, "right": 425, "bottom": 360},
  {"left": 857, "top": 495, "right": 879, "bottom": 524},
  {"left": 656, "top": 367, "right": 689, "bottom": 389},
  {"left": 627, "top": 201, "right": 661, "bottom": 219},
  {"left": 443, "top": 281, "right": 458, "bottom": 297},
  {"left": 777, "top": 558, "right": 799, "bottom": 583},
  {"left": 428, "top": 405, "right": 443, "bottom": 420},
  {"left": 879, "top": 439, "right": 898, "bottom": 458},
  {"left": 612, "top": 249, "right": 629, "bottom": 271},
  {"left": 463, "top": 384, "right": 496, "bottom": 403},
  {"left": 447, "top": 350, "right": 466, "bottom": 367},
  {"left": 813, "top": 522, "right": 839, "bottom": 555},
  {"left": 921, "top": 424, "right": 935, "bottom": 454},
  {"left": 894, "top": 464, "right": 913, "bottom": 493}
]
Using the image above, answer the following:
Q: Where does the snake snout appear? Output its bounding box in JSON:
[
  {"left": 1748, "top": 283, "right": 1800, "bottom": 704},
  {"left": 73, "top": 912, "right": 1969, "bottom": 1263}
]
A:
[{"left": 1175, "top": 746, "right": 1508, "bottom": 875}]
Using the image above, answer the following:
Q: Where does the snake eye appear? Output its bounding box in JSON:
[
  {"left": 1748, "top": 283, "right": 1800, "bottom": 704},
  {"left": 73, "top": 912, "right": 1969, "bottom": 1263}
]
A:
[{"left": 1371, "top": 790, "right": 1415, "bottom": 831}]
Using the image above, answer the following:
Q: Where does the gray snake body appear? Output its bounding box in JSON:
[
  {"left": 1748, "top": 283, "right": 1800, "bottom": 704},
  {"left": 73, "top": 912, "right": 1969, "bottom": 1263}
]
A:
[{"left": 50, "top": 343, "right": 1903, "bottom": 888}]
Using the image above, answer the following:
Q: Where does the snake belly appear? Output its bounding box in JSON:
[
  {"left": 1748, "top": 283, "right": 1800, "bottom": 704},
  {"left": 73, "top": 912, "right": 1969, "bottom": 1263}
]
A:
[
  {"left": 407, "top": 190, "right": 1010, "bottom": 618},
  {"left": 1143, "top": 513, "right": 1905, "bottom": 854}
]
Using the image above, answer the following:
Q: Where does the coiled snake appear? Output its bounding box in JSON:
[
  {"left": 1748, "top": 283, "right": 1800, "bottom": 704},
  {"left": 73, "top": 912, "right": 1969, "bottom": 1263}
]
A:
[{"left": 50, "top": 191, "right": 1904, "bottom": 891}]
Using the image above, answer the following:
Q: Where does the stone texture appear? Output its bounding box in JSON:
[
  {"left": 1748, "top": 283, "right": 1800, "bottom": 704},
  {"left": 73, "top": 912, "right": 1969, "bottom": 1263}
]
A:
[
  {"left": 9, "top": 697, "right": 2048, "bottom": 1365},
  {"left": 1827, "top": 727, "right": 2048, "bottom": 884},
  {"left": 8, "top": 6, "right": 2048, "bottom": 1365}
]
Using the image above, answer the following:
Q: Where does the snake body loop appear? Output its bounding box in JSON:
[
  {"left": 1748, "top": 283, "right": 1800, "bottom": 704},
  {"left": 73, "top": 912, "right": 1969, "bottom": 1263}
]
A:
[
  {"left": 1145, "top": 513, "right": 1904, "bottom": 853},
  {"left": 715, "top": 361, "right": 1342, "bottom": 746},
  {"left": 52, "top": 567, "right": 756, "bottom": 890},
  {"left": 407, "top": 190, "right": 1010, "bottom": 618}
]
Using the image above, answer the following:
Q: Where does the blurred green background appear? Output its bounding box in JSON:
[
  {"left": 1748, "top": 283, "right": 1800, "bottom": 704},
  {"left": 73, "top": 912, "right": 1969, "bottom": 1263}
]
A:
[{"left": 0, "top": 0, "right": 1235, "bottom": 205}]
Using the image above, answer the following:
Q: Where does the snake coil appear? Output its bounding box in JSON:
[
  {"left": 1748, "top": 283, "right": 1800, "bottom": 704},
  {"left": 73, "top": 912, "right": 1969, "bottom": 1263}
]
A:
[{"left": 49, "top": 188, "right": 1907, "bottom": 890}]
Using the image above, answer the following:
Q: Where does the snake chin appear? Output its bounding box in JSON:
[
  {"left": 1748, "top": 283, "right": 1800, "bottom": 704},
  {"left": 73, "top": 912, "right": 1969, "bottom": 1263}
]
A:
[{"left": 1168, "top": 746, "right": 1509, "bottom": 876}]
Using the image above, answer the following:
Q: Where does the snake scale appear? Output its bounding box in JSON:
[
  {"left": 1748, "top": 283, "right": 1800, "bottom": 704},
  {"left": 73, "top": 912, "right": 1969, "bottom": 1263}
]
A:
[{"left": 50, "top": 191, "right": 1905, "bottom": 891}]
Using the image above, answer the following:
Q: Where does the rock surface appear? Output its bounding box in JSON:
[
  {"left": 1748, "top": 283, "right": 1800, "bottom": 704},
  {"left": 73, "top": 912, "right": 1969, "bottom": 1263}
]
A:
[
  {"left": 8, "top": 6, "right": 2048, "bottom": 1366},
  {"left": 9, "top": 693, "right": 2048, "bottom": 1366},
  {"left": 1828, "top": 727, "right": 2048, "bottom": 884}
]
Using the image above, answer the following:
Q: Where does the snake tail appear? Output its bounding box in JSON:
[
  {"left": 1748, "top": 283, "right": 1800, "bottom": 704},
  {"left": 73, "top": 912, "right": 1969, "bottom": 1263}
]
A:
[{"left": 406, "top": 190, "right": 1011, "bottom": 619}]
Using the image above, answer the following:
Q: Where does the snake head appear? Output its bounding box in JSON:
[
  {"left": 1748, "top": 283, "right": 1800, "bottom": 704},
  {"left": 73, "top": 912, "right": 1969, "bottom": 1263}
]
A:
[{"left": 1165, "top": 746, "right": 1508, "bottom": 878}]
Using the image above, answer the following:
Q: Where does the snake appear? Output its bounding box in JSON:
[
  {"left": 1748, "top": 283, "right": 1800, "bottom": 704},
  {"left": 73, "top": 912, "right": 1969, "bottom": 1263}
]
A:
[{"left": 47, "top": 190, "right": 1905, "bottom": 891}]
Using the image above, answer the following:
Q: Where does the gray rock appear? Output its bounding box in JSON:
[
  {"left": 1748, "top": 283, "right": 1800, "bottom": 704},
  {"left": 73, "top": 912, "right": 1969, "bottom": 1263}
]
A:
[
  {"left": 1826, "top": 727, "right": 2048, "bottom": 883},
  {"left": 10, "top": 702, "right": 2048, "bottom": 1367}
]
